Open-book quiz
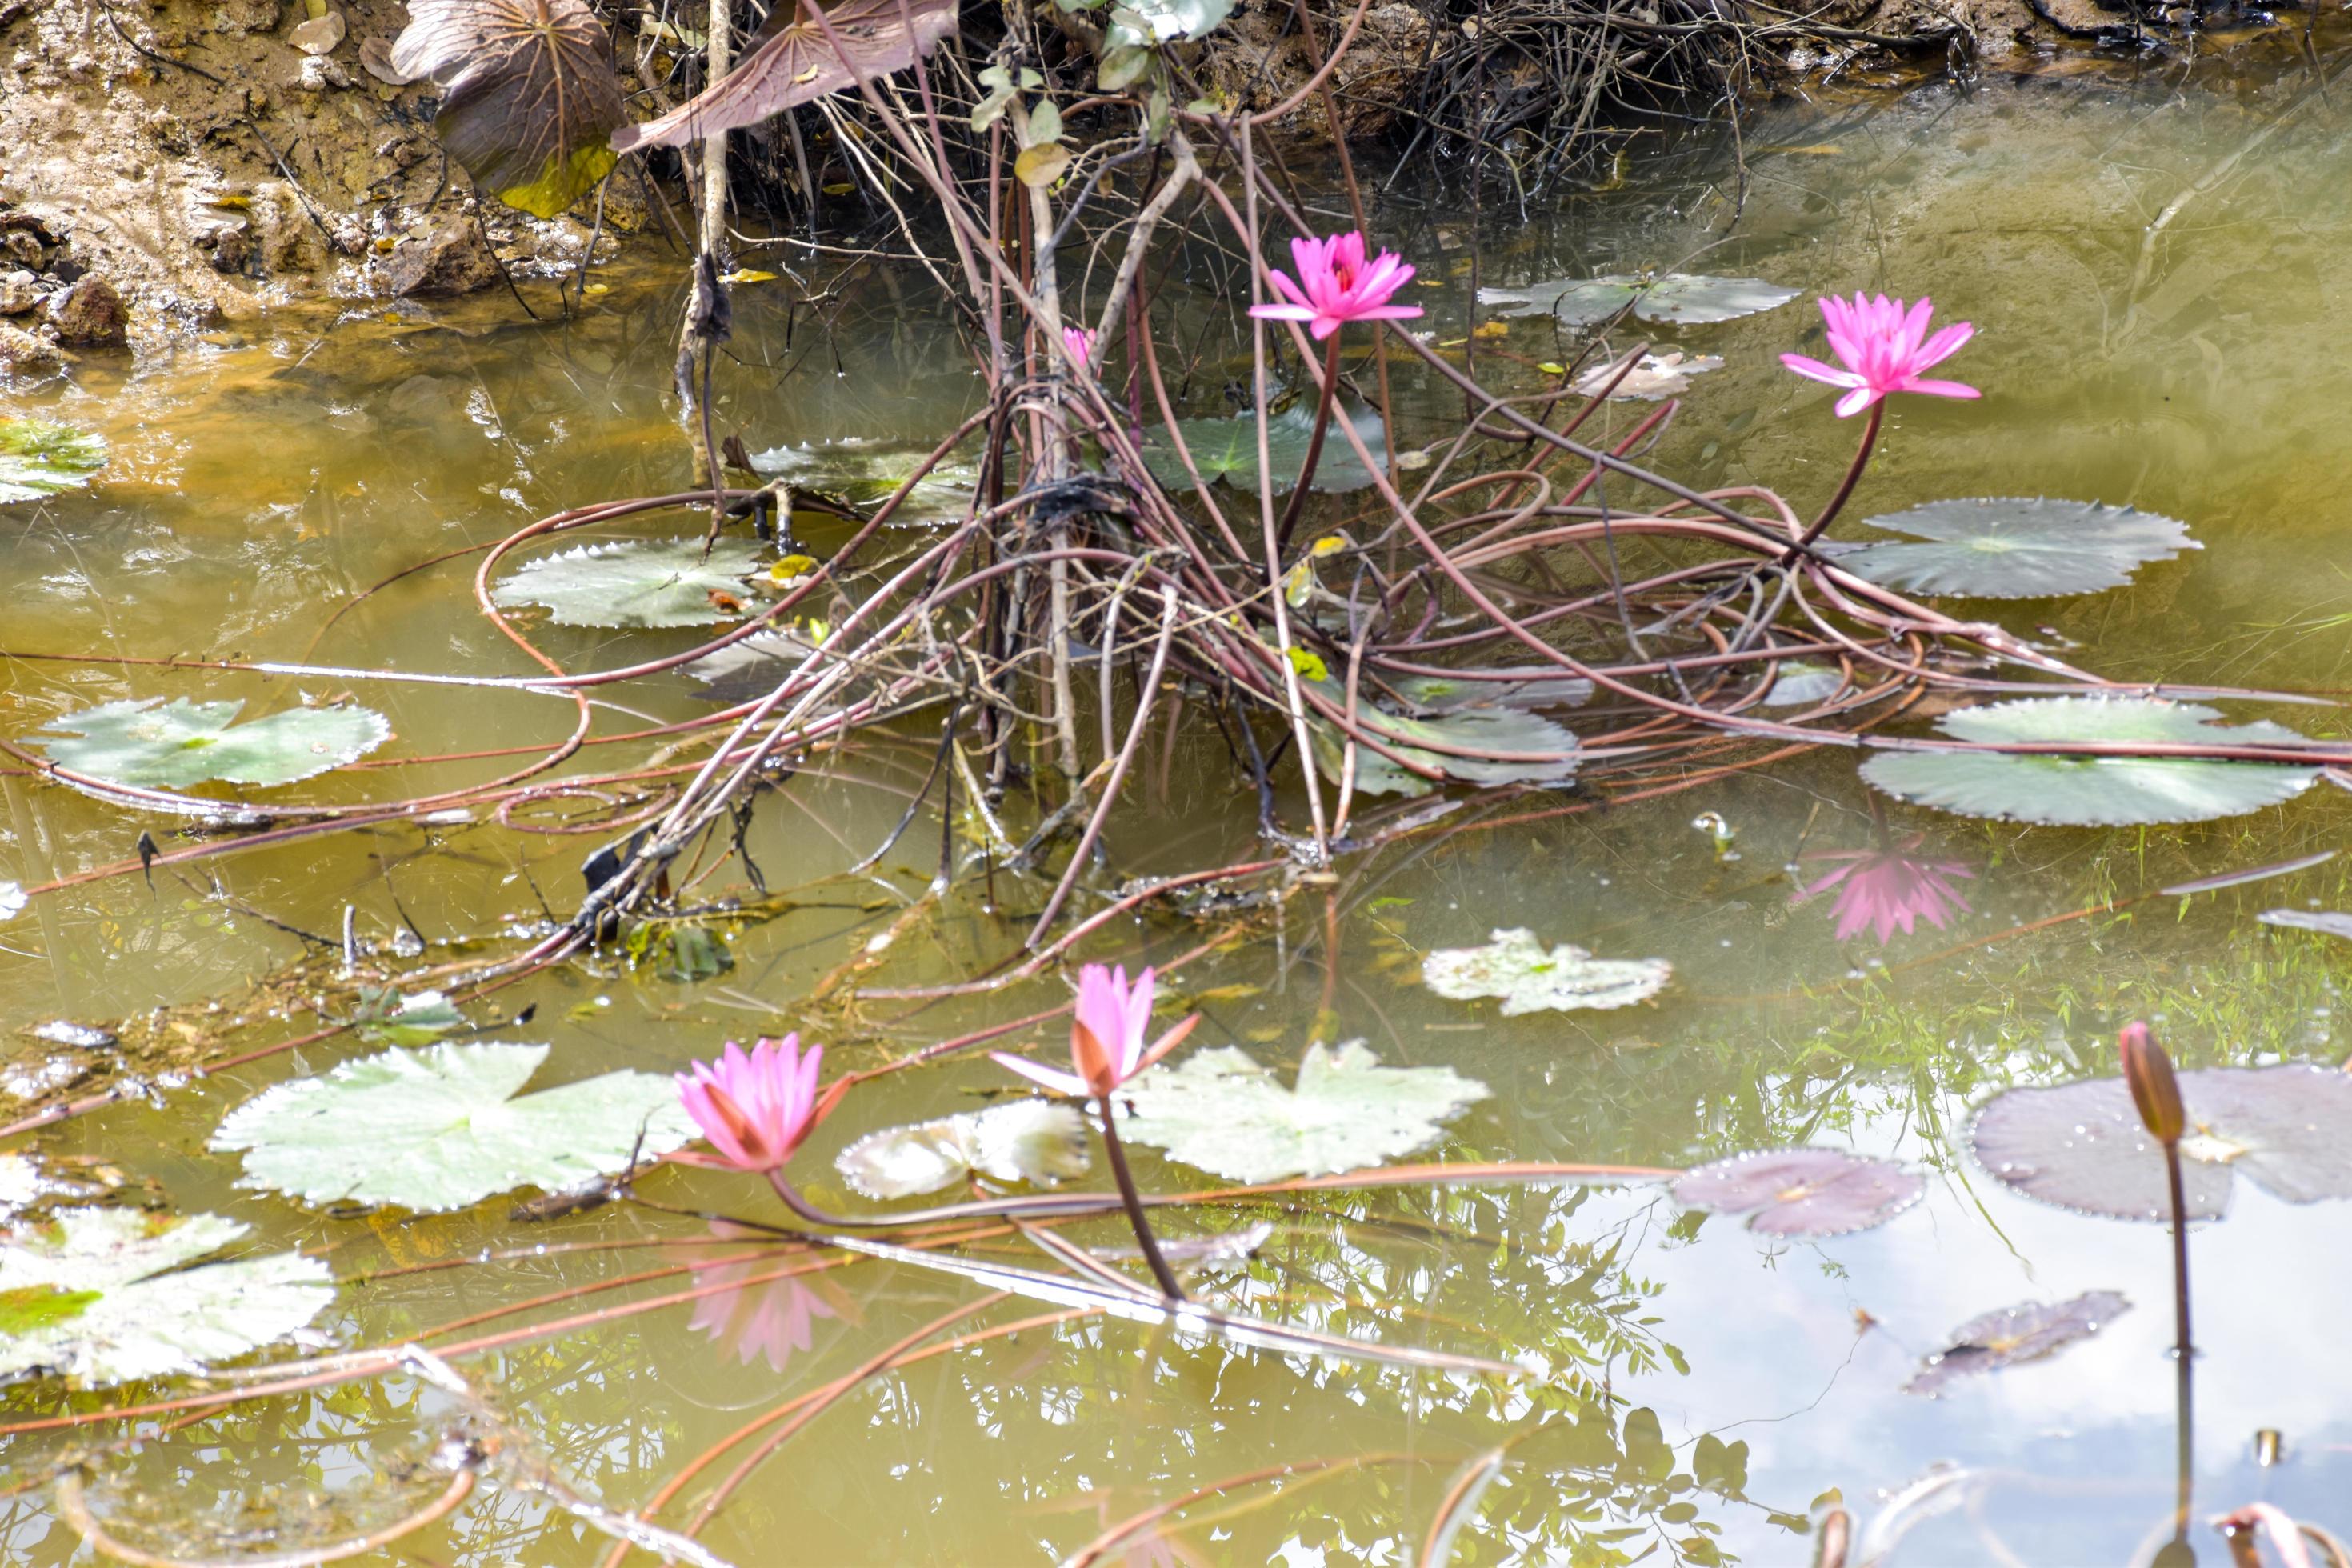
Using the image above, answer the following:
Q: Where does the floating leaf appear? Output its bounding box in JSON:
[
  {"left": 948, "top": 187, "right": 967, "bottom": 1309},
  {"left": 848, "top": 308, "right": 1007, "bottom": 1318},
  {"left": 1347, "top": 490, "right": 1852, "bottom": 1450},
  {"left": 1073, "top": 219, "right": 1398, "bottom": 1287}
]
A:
[
  {"left": 1476, "top": 273, "right": 1798, "bottom": 326},
  {"left": 1421, "top": 927, "right": 1670, "bottom": 1014},
  {"left": 0, "top": 1208, "right": 331, "bottom": 1387},
  {"left": 1119, "top": 1042, "right": 1489, "bottom": 1182},
  {"left": 211, "top": 1042, "right": 699, "bottom": 1212},
  {"left": 1830, "top": 498, "right": 2198, "bottom": 599},
  {"left": 1968, "top": 1063, "right": 2352, "bottom": 1222},
  {"left": 611, "top": 0, "right": 958, "bottom": 152},
  {"left": 0, "top": 419, "right": 106, "bottom": 505},
  {"left": 492, "top": 539, "right": 769, "bottom": 629},
  {"left": 834, "top": 1100, "right": 1090, "bottom": 1199},
  {"left": 1571, "top": 350, "right": 1723, "bottom": 402},
  {"left": 2258, "top": 907, "right": 2352, "bottom": 940},
  {"left": 1139, "top": 405, "right": 1388, "bottom": 495},
  {"left": 1387, "top": 669, "right": 1594, "bottom": 714},
  {"left": 682, "top": 627, "right": 835, "bottom": 705},
  {"left": 1859, "top": 698, "right": 2319, "bottom": 827},
  {"left": 1903, "top": 1290, "right": 2130, "bottom": 1396},
  {"left": 1762, "top": 660, "right": 1846, "bottom": 708},
  {"left": 28, "top": 698, "right": 391, "bottom": 790},
  {"left": 1672, "top": 1148, "right": 1924, "bottom": 1238},
  {"left": 389, "top": 0, "right": 624, "bottom": 217},
  {"left": 352, "top": 989, "right": 466, "bottom": 1047},
  {"left": 745, "top": 438, "right": 979, "bottom": 521},
  {"left": 1310, "top": 691, "right": 1580, "bottom": 799}
]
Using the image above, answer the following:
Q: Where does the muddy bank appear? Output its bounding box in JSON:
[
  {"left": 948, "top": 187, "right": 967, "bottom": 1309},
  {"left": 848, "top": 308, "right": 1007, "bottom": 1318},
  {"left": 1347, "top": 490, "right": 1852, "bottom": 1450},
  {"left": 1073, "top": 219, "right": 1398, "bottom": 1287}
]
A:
[{"left": 0, "top": 0, "right": 654, "bottom": 361}]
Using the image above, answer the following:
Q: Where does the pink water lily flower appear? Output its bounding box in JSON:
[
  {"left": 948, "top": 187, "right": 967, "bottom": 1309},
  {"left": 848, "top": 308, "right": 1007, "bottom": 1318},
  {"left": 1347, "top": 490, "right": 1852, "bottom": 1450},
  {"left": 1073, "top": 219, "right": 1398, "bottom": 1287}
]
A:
[
  {"left": 1249, "top": 230, "right": 1423, "bottom": 341},
  {"left": 1782, "top": 293, "right": 1978, "bottom": 418},
  {"left": 675, "top": 1034, "right": 827, "bottom": 1173},
  {"left": 1795, "top": 838, "right": 1975, "bottom": 945},
  {"left": 1062, "top": 325, "right": 1097, "bottom": 367},
  {"left": 992, "top": 962, "right": 1199, "bottom": 1098}
]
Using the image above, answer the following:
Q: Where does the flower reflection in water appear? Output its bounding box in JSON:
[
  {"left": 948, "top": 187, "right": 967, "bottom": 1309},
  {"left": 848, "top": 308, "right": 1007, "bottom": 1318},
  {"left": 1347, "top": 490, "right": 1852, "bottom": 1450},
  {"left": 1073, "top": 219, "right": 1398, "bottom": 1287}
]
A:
[
  {"left": 683, "top": 1222, "right": 854, "bottom": 1374},
  {"left": 1795, "top": 835, "right": 1975, "bottom": 945}
]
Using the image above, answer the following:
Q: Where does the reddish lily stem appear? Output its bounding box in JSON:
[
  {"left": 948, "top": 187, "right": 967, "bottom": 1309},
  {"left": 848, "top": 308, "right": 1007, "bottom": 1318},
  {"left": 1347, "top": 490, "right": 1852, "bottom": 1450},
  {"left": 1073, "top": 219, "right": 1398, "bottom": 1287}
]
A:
[
  {"left": 1791, "top": 400, "right": 1884, "bottom": 553},
  {"left": 1095, "top": 1097, "right": 1186, "bottom": 1300},
  {"left": 1274, "top": 334, "right": 1346, "bottom": 553}
]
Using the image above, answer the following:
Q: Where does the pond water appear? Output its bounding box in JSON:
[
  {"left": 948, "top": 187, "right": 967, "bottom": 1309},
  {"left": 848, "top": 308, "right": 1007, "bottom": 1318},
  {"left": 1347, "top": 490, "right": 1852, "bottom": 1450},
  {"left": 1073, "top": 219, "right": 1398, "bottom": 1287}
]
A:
[{"left": 5, "top": 40, "right": 2352, "bottom": 1566}]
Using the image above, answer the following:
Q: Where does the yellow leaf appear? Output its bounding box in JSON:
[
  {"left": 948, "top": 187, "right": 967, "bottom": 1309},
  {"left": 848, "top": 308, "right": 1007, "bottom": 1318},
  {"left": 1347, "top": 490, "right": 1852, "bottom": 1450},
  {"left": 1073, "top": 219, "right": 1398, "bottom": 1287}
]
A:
[
  {"left": 584, "top": 282, "right": 610, "bottom": 295},
  {"left": 1310, "top": 533, "right": 1350, "bottom": 557},
  {"left": 1284, "top": 559, "right": 1315, "bottom": 607},
  {"left": 1286, "top": 646, "right": 1329, "bottom": 682},
  {"left": 1470, "top": 319, "right": 1510, "bottom": 341},
  {"left": 719, "top": 269, "right": 778, "bottom": 283},
  {"left": 1537, "top": 361, "right": 1566, "bottom": 376},
  {"left": 1014, "top": 143, "right": 1070, "bottom": 189},
  {"left": 822, "top": 182, "right": 855, "bottom": 196},
  {"left": 771, "top": 554, "right": 821, "bottom": 582},
  {"left": 1416, "top": 278, "right": 1444, "bottom": 287}
]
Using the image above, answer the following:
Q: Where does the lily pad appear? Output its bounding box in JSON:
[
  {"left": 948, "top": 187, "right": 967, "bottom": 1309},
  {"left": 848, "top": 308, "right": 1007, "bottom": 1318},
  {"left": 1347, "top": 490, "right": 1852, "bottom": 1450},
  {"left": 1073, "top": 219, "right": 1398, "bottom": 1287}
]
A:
[
  {"left": 211, "top": 1042, "right": 699, "bottom": 1213},
  {"left": 1139, "top": 405, "right": 1388, "bottom": 495},
  {"left": 1858, "top": 698, "right": 2320, "bottom": 827},
  {"left": 28, "top": 698, "right": 391, "bottom": 790},
  {"left": 1118, "top": 1041, "right": 1489, "bottom": 1182},
  {"left": 493, "top": 539, "right": 770, "bottom": 630},
  {"left": 1314, "top": 706, "right": 1580, "bottom": 798},
  {"left": 745, "top": 438, "right": 980, "bottom": 522},
  {"left": 1570, "top": 350, "right": 1723, "bottom": 402},
  {"left": 1903, "top": 1290, "right": 2130, "bottom": 1396},
  {"left": 1672, "top": 1148, "right": 1924, "bottom": 1238},
  {"left": 0, "top": 419, "right": 106, "bottom": 504},
  {"left": 834, "top": 1100, "right": 1090, "bottom": 1199},
  {"left": 1762, "top": 660, "right": 1846, "bottom": 708},
  {"left": 1421, "top": 927, "right": 1670, "bottom": 1014},
  {"left": 351, "top": 989, "right": 466, "bottom": 1047},
  {"left": 1832, "top": 498, "right": 2198, "bottom": 599},
  {"left": 1387, "top": 670, "right": 1594, "bottom": 714},
  {"left": 0, "top": 1208, "right": 332, "bottom": 1387},
  {"left": 1967, "top": 1063, "right": 2352, "bottom": 1222},
  {"left": 1476, "top": 273, "right": 1798, "bottom": 327}
]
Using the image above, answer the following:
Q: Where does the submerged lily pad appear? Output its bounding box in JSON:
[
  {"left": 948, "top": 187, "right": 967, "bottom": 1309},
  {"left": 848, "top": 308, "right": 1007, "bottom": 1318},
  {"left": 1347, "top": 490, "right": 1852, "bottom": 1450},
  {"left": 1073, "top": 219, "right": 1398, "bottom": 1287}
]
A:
[
  {"left": 1139, "top": 405, "right": 1388, "bottom": 495},
  {"left": 1672, "top": 1149, "right": 1924, "bottom": 1238},
  {"left": 1421, "top": 927, "right": 1670, "bottom": 1014},
  {"left": 1903, "top": 1290, "right": 2130, "bottom": 1397},
  {"left": 28, "top": 698, "right": 391, "bottom": 790},
  {"left": 0, "top": 419, "right": 106, "bottom": 504},
  {"left": 1387, "top": 670, "right": 1594, "bottom": 714},
  {"left": 834, "top": 1100, "right": 1090, "bottom": 1199},
  {"left": 212, "top": 1042, "right": 699, "bottom": 1212},
  {"left": 1762, "top": 661, "right": 1846, "bottom": 708},
  {"left": 1968, "top": 1063, "right": 2352, "bottom": 1222},
  {"left": 491, "top": 539, "right": 769, "bottom": 629},
  {"left": 1314, "top": 705, "right": 1580, "bottom": 798},
  {"left": 682, "top": 627, "right": 831, "bottom": 705},
  {"left": 1833, "top": 498, "right": 2198, "bottom": 599},
  {"left": 1570, "top": 350, "right": 1723, "bottom": 402},
  {"left": 745, "top": 438, "right": 981, "bottom": 522},
  {"left": 1858, "top": 698, "right": 2319, "bottom": 827},
  {"left": 1477, "top": 273, "right": 1798, "bottom": 327},
  {"left": 0, "top": 1208, "right": 332, "bottom": 1387},
  {"left": 1119, "top": 1041, "right": 1489, "bottom": 1182}
]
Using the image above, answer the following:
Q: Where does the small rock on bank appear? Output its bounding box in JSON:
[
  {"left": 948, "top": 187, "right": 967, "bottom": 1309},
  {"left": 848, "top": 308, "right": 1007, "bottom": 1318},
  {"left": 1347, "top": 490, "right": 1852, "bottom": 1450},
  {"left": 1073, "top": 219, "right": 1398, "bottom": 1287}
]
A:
[
  {"left": 46, "top": 276, "right": 127, "bottom": 346},
  {"left": 382, "top": 221, "right": 499, "bottom": 298}
]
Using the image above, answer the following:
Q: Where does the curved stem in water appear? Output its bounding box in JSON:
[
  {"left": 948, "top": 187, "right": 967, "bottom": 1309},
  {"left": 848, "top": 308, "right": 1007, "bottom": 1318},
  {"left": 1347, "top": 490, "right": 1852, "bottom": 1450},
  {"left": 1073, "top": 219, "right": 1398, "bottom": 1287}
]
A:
[
  {"left": 1790, "top": 399, "right": 1884, "bottom": 554},
  {"left": 1274, "top": 334, "right": 1346, "bottom": 554},
  {"left": 1095, "top": 1096, "right": 1186, "bottom": 1300}
]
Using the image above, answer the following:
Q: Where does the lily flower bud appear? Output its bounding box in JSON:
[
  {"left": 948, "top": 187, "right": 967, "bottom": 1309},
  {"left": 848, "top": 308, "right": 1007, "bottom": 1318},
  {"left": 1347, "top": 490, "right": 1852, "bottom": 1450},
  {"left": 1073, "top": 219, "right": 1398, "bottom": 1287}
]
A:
[{"left": 2119, "top": 1022, "right": 2185, "bottom": 1146}]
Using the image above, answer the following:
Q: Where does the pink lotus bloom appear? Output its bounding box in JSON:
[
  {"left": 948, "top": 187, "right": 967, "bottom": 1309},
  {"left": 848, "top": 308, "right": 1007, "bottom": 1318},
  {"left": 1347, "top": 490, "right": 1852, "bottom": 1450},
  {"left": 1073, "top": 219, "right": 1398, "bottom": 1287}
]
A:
[
  {"left": 1249, "top": 230, "right": 1423, "bottom": 341},
  {"left": 1781, "top": 293, "right": 1978, "bottom": 418},
  {"left": 675, "top": 1034, "right": 826, "bottom": 1173},
  {"left": 992, "top": 962, "right": 1198, "bottom": 1098},
  {"left": 1795, "top": 838, "right": 1975, "bottom": 945},
  {"left": 1062, "top": 326, "right": 1097, "bottom": 367},
  {"left": 686, "top": 1224, "right": 846, "bottom": 1373}
]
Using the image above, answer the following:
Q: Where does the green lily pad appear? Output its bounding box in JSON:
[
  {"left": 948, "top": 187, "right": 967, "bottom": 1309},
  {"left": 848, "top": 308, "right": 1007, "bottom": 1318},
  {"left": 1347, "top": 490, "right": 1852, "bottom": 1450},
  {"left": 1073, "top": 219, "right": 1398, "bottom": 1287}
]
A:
[
  {"left": 1476, "top": 273, "right": 1798, "bottom": 327},
  {"left": 1762, "top": 661, "right": 1846, "bottom": 708},
  {"left": 27, "top": 698, "right": 391, "bottom": 790},
  {"left": 1119, "top": 1041, "right": 1489, "bottom": 1182},
  {"left": 1860, "top": 698, "right": 2320, "bottom": 827},
  {"left": 746, "top": 438, "right": 980, "bottom": 522},
  {"left": 1422, "top": 927, "right": 1671, "bottom": 1014},
  {"left": 0, "top": 1208, "right": 332, "bottom": 1387},
  {"left": 0, "top": 419, "right": 106, "bottom": 504},
  {"left": 834, "top": 1100, "right": 1090, "bottom": 1200},
  {"left": 1313, "top": 704, "right": 1580, "bottom": 798},
  {"left": 211, "top": 1042, "right": 699, "bottom": 1213},
  {"left": 491, "top": 539, "right": 769, "bottom": 629},
  {"left": 1139, "top": 405, "right": 1388, "bottom": 495},
  {"left": 1832, "top": 498, "right": 2198, "bottom": 599},
  {"left": 351, "top": 988, "right": 466, "bottom": 1047}
]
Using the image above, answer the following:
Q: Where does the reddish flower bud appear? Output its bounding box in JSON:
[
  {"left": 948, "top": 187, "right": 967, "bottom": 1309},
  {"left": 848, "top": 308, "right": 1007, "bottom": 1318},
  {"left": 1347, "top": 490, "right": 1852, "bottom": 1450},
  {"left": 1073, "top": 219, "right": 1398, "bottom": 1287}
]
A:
[{"left": 2119, "top": 1022, "right": 2184, "bottom": 1146}]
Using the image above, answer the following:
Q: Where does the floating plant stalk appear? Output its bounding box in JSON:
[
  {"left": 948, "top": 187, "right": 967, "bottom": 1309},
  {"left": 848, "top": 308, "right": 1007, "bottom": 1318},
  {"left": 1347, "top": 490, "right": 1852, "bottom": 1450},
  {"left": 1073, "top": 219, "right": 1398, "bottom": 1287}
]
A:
[{"left": 2122, "top": 1020, "right": 2197, "bottom": 1553}]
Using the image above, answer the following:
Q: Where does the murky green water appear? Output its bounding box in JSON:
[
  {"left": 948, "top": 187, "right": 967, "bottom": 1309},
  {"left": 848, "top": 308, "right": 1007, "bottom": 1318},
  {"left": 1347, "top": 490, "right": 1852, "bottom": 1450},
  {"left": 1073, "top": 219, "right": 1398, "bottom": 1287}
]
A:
[{"left": 6, "top": 46, "right": 2352, "bottom": 1565}]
